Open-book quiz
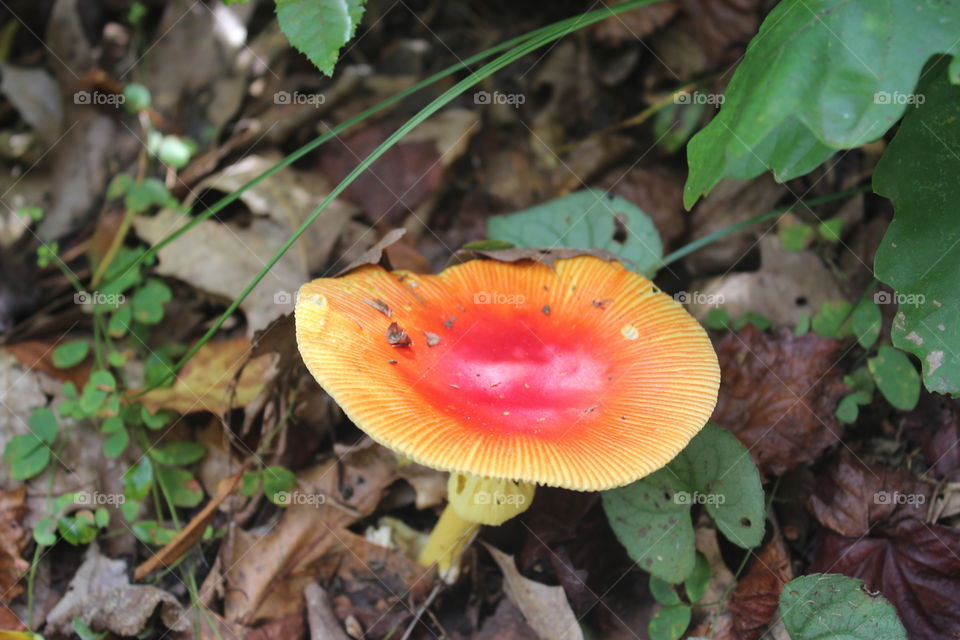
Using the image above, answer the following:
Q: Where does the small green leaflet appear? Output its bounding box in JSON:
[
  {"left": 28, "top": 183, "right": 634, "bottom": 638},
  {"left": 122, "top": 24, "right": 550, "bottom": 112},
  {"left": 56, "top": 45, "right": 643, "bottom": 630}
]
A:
[
  {"left": 780, "top": 574, "right": 906, "bottom": 640},
  {"left": 868, "top": 345, "right": 921, "bottom": 411},
  {"left": 276, "top": 0, "right": 367, "bottom": 76}
]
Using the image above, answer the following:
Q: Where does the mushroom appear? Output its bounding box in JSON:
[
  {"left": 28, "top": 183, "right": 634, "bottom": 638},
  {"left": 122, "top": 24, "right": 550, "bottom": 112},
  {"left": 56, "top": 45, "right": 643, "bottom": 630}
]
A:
[{"left": 295, "top": 255, "right": 719, "bottom": 572}]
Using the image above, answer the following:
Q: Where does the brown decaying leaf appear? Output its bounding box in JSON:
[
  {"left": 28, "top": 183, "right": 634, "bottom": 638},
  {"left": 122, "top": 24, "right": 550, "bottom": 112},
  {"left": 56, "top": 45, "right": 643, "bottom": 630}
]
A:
[
  {"left": 2, "top": 340, "right": 91, "bottom": 389},
  {"left": 591, "top": 1, "right": 679, "bottom": 44},
  {"left": 138, "top": 337, "right": 276, "bottom": 414},
  {"left": 598, "top": 166, "right": 687, "bottom": 250},
  {"left": 808, "top": 452, "right": 960, "bottom": 640},
  {"left": 712, "top": 326, "right": 848, "bottom": 477},
  {"left": 727, "top": 535, "right": 793, "bottom": 640},
  {"left": 0, "top": 488, "right": 30, "bottom": 603},
  {"left": 223, "top": 441, "right": 432, "bottom": 628},
  {"left": 903, "top": 392, "right": 960, "bottom": 480},
  {"left": 485, "top": 543, "right": 584, "bottom": 640}
]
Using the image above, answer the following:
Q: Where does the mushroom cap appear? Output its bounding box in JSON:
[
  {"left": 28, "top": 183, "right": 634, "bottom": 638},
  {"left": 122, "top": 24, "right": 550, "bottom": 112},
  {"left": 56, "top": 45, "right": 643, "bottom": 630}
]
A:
[{"left": 295, "top": 256, "right": 719, "bottom": 491}]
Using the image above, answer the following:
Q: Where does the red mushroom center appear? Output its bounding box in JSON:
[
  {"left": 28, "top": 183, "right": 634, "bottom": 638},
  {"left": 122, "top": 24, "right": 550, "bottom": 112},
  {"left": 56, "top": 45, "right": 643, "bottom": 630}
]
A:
[{"left": 407, "top": 310, "right": 610, "bottom": 434}]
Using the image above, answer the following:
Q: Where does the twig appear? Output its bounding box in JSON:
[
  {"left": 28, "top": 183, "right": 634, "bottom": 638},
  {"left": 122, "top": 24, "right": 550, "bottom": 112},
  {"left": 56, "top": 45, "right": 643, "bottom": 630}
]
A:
[{"left": 305, "top": 582, "right": 352, "bottom": 640}]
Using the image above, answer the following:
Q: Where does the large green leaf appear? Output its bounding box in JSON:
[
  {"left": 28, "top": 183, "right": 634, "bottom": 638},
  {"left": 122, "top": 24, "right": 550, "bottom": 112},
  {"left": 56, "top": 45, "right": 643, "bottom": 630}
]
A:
[
  {"left": 276, "top": 0, "right": 366, "bottom": 76},
  {"left": 601, "top": 425, "right": 764, "bottom": 583},
  {"left": 487, "top": 189, "right": 663, "bottom": 274},
  {"left": 874, "top": 57, "right": 960, "bottom": 396},
  {"left": 780, "top": 574, "right": 906, "bottom": 640},
  {"left": 684, "top": 0, "right": 960, "bottom": 208}
]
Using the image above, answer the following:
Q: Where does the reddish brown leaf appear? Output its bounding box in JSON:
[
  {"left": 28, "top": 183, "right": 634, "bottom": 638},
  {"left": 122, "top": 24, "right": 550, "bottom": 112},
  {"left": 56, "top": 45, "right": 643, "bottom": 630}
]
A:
[
  {"left": 727, "top": 536, "right": 793, "bottom": 640},
  {"left": 903, "top": 392, "right": 960, "bottom": 481},
  {"left": 807, "top": 450, "right": 931, "bottom": 538},
  {"left": 712, "top": 326, "right": 849, "bottom": 476},
  {"left": 808, "top": 452, "right": 960, "bottom": 640}
]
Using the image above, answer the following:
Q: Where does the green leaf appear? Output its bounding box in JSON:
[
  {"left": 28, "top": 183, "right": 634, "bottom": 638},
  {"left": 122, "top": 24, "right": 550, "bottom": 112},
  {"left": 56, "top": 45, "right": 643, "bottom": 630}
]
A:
[
  {"left": 28, "top": 407, "right": 58, "bottom": 443},
  {"left": 654, "top": 100, "right": 707, "bottom": 154},
  {"left": 649, "top": 575, "right": 681, "bottom": 606},
  {"left": 835, "top": 391, "right": 871, "bottom": 424},
  {"left": 873, "top": 57, "right": 960, "bottom": 396},
  {"left": 149, "top": 441, "right": 206, "bottom": 466},
  {"left": 461, "top": 239, "right": 515, "bottom": 251},
  {"left": 684, "top": 0, "right": 960, "bottom": 208},
  {"left": 103, "top": 428, "right": 129, "bottom": 458},
  {"left": 818, "top": 217, "right": 843, "bottom": 243},
  {"left": 868, "top": 346, "right": 921, "bottom": 411},
  {"left": 812, "top": 301, "right": 852, "bottom": 339},
  {"left": 602, "top": 425, "right": 764, "bottom": 583},
  {"left": 156, "top": 467, "right": 204, "bottom": 507},
  {"left": 52, "top": 340, "right": 90, "bottom": 368},
  {"left": 124, "top": 178, "right": 177, "bottom": 214},
  {"left": 4, "top": 434, "right": 51, "bottom": 480},
  {"left": 58, "top": 512, "right": 98, "bottom": 545},
  {"left": 74, "top": 616, "right": 108, "bottom": 640},
  {"left": 107, "top": 304, "right": 132, "bottom": 338},
  {"left": 794, "top": 311, "right": 811, "bottom": 337},
  {"left": 275, "top": 0, "right": 367, "bottom": 76},
  {"left": 850, "top": 295, "right": 882, "bottom": 349},
  {"left": 778, "top": 224, "right": 813, "bottom": 252},
  {"left": 123, "top": 457, "right": 153, "bottom": 501},
  {"left": 34, "top": 517, "right": 57, "bottom": 546},
  {"left": 131, "top": 520, "right": 178, "bottom": 545},
  {"left": 780, "top": 574, "right": 906, "bottom": 640},
  {"left": 684, "top": 553, "right": 711, "bottom": 603},
  {"left": 241, "top": 471, "right": 261, "bottom": 496},
  {"left": 648, "top": 604, "right": 691, "bottom": 640},
  {"left": 732, "top": 312, "right": 770, "bottom": 331},
  {"left": 132, "top": 278, "right": 172, "bottom": 324},
  {"left": 79, "top": 371, "right": 116, "bottom": 415},
  {"left": 141, "top": 405, "right": 171, "bottom": 430},
  {"left": 703, "top": 308, "right": 730, "bottom": 330},
  {"left": 263, "top": 465, "right": 298, "bottom": 502},
  {"left": 487, "top": 189, "right": 664, "bottom": 274}
]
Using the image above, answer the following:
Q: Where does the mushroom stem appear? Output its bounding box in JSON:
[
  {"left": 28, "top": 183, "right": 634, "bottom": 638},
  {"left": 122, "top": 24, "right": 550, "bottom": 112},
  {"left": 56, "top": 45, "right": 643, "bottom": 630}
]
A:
[
  {"left": 418, "top": 472, "right": 536, "bottom": 573},
  {"left": 417, "top": 504, "right": 480, "bottom": 572}
]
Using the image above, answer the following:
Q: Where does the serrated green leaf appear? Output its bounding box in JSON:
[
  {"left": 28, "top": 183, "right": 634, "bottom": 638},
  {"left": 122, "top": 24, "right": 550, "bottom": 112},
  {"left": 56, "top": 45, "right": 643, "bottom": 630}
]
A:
[
  {"left": 868, "top": 346, "right": 921, "bottom": 411},
  {"left": 52, "top": 340, "right": 89, "bottom": 368},
  {"left": 487, "top": 189, "right": 664, "bottom": 274},
  {"left": 684, "top": 0, "right": 960, "bottom": 208},
  {"left": 602, "top": 425, "right": 764, "bottom": 583},
  {"left": 780, "top": 574, "right": 906, "bottom": 640},
  {"left": 276, "top": 0, "right": 367, "bottom": 76},
  {"left": 648, "top": 604, "right": 691, "bottom": 640},
  {"left": 149, "top": 441, "right": 206, "bottom": 466},
  {"left": 874, "top": 57, "right": 960, "bottom": 396}
]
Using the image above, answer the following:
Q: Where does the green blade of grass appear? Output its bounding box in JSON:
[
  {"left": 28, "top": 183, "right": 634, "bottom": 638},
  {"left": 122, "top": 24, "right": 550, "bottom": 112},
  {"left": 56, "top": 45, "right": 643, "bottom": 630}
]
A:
[{"left": 136, "top": 0, "right": 664, "bottom": 392}]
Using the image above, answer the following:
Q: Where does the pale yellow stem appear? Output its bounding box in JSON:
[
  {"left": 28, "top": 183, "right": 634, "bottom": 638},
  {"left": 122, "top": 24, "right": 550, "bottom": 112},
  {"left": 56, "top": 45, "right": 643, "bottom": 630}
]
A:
[{"left": 418, "top": 502, "right": 480, "bottom": 573}]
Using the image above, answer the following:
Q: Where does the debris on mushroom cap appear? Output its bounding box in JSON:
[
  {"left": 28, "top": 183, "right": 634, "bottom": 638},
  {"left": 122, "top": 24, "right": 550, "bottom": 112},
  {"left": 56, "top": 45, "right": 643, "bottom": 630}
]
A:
[{"left": 294, "top": 256, "right": 720, "bottom": 491}]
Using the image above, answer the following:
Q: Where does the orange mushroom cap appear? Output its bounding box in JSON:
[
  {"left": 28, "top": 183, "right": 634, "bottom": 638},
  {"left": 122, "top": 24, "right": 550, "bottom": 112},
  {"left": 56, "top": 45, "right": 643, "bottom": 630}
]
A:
[{"left": 295, "top": 255, "right": 719, "bottom": 491}]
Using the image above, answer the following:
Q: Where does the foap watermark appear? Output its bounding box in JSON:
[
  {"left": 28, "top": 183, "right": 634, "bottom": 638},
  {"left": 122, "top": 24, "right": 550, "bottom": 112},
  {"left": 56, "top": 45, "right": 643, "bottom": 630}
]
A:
[
  {"left": 874, "top": 290, "right": 925, "bottom": 308},
  {"left": 274, "top": 490, "right": 326, "bottom": 507},
  {"left": 474, "top": 490, "right": 527, "bottom": 507},
  {"left": 874, "top": 491, "right": 925, "bottom": 506},
  {"left": 75, "top": 491, "right": 125, "bottom": 506},
  {"left": 873, "top": 91, "right": 924, "bottom": 106},
  {"left": 474, "top": 90, "right": 525, "bottom": 108},
  {"left": 75, "top": 291, "right": 125, "bottom": 308},
  {"left": 674, "top": 491, "right": 726, "bottom": 506},
  {"left": 674, "top": 291, "right": 724, "bottom": 307},
  {"left": 675, "top": 92, "right": 724, "bottom": 106},
  {"left": 274, "top": 91, "right": 326, "bottom": 107},
  {"left": 474, "top": 291, "right": 525, "bottom": 307},
  {"left": 74, "top": 90, "right": 125, "bottom": 107}
]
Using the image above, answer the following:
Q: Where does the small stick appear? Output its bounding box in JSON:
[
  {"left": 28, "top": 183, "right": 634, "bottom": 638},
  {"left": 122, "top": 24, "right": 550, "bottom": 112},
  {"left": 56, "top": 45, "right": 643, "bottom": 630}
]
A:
[{"left": 305, "top": 582, "right": 351, "bottom": 640}]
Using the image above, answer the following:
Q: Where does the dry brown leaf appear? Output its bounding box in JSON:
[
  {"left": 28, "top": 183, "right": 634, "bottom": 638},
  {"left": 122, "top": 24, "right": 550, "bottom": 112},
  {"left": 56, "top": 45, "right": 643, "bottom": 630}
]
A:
[
  {"left": 712, "top": 326, "right": 848, "bottom": 477},
  {"left": 598, "top": 166, "right": 687, "bottom": 250},
  {"left": 485, "top": 544, "right": 584, "bottom": 640},
  {"left": 138, "top": 337, "right": 276, "bottom": 414},
  {"left": 727, "top": 535, "right": 793, "bottom": 640},
  {"left": 223, "top": 441, "right": 408, "bottom": 625},
  {"left": 592, "top": 2, "right": 679, "bottom": 43},
  {"left": 3, "top": 340, "right": 91, "bottom": 389},
  {"left": 45, "top": 545, "right": 189, "bottom": 637},
  {"left": 0, "top": 488, "right": 29, "bottom": 603}
]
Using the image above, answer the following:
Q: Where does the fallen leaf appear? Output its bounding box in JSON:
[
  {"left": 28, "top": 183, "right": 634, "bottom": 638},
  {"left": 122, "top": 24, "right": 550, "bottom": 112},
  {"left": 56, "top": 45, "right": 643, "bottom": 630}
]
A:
[
  {"left": 0, "top": 351, "right": 47, "bottom": 487},
  {"left": 903, "top": 392, "right": 960, "bottom": 480},
  {"left": 727, "top": 534, "right": 793, "bottom": 640},
  {"left": 223, "top": 440, "right": 411, "bottom": 625},
  {"left": 598, "top": 166, "right": 687, "bottom": 250},
  {"left": 44, "top": 545, "right": 189, "bottom": 637},
  {"left": 138, "top": 337, "right": 276, "bottom": 414},
  {"left": 485, "top": 543, "right": 584, "bottom": 640},
  {"left": 3, "top": 340, "right": 91, "bottom": 389},
  {"left": 712, "top": 326, "right": 848, "bottom": 476},
  {"left": 592, "top": 2, "right": 679, "bottom": 43},
  {"left": 475, "top": 599, "right": 540, "bottom": 640},
  {"left": 0, "top": 64, "right": 62, "bottom": 145},
  {"left": 807, "top": 453, "right": 960, "bottom": 640},
  {"left": 0, "top": 488, "right": 29, "bottom": 603}
]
